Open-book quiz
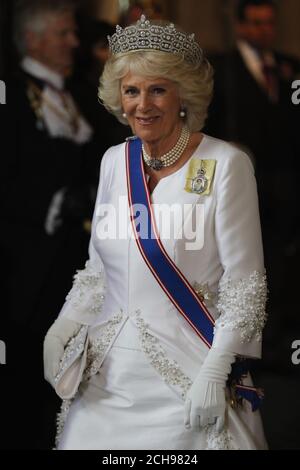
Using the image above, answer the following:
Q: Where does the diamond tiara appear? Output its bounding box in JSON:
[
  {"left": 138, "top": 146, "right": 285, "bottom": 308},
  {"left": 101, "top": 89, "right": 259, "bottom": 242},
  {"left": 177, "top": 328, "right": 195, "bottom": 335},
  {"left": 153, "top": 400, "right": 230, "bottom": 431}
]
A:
[{"left": 108, "top": 15, "right": 203, "bottom": 66}]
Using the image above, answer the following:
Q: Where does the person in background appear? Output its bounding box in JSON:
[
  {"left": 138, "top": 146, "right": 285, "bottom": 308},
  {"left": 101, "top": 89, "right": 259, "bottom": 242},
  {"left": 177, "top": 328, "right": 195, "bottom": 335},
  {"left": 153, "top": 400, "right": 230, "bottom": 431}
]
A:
[
  {"left": 120, "top": 2, "right": 144, "bottom": 27},
  {"left": 205, "top": 0, "right": 300, "bottom": 359},
  {"left": 120, "top": 1, "right": 165, "bottom": 27},
  {"left": 0, "top": 0, "right": 94, "bottom": 449},
  {"left": 69, "top": 17, "right": 131, "bottom": 198}
]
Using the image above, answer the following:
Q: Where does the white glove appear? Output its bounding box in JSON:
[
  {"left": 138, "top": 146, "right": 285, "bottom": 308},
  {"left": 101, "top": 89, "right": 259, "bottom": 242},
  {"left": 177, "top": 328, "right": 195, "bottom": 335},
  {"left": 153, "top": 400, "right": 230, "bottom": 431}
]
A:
[
  {"left": 184, "top": 347, "right": 235, "bottom": 433},
  {"left": 43, "top": 316, "right": 82, "bottom": 389}
]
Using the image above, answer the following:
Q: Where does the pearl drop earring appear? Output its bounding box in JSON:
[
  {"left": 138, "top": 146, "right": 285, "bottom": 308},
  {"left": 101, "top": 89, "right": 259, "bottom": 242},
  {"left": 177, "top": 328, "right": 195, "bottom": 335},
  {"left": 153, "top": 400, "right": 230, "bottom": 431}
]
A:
[
  {"left": 180, "top": 109, "right": 186, "bottom": 118},
  {"left": 122, "top": 112, "right": 127, "bottom": 119}
]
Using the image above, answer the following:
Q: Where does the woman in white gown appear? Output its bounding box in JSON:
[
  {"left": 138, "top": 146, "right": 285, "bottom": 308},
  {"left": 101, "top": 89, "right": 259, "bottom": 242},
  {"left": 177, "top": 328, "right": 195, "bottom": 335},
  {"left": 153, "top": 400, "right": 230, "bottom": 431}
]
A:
[{"left": 44, "top": 15, "right": 268, "bottom": 450}]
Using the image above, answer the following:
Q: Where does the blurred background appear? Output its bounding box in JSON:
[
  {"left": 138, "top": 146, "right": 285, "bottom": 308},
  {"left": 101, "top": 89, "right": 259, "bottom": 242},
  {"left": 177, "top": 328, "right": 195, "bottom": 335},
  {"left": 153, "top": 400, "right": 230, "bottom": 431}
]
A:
[
  {"left": 0, "top": 0, "right": 299, "bottom": 450},
  {"left": 1, "top": 0, "right": 300, "bottom": 76}
]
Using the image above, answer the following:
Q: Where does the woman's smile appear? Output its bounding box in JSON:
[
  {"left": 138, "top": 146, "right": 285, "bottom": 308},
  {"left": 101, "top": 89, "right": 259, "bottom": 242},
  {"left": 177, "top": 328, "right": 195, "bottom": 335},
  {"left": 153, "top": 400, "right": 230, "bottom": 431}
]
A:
[
  {"left": 135, "top": 116, "right": 160, "bottom": 126},
  {"left": 121, "top": 72, "right": 182, "bottom": 154}
]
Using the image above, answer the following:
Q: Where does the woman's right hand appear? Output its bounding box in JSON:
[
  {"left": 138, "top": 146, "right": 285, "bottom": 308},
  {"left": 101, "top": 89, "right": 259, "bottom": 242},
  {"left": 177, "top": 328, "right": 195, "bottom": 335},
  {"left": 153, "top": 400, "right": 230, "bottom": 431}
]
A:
[{"left": 43, "top": 317, "right": 82, "bottom": 389}]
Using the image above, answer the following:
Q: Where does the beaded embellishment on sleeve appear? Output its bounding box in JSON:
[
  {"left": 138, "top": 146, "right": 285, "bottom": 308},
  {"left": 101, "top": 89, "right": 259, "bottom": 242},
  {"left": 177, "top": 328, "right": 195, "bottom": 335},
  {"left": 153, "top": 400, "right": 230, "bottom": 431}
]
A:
[
  {"left": 215, "top": 271, "right": 268, "bottom": 343},
  {"left": 65, "top": 260, "right": 106, "bottom": 316}
]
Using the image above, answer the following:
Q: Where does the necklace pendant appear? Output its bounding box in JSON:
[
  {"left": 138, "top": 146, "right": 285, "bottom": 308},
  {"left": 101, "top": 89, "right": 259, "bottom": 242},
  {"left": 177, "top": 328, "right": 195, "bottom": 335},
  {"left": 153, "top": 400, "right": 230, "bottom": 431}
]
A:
[
  {"left": 149, "top": 159, "right": 164, "bottom": 171},
  {"left": 142, "top": 126, "right": 190, "bottom": 172}
]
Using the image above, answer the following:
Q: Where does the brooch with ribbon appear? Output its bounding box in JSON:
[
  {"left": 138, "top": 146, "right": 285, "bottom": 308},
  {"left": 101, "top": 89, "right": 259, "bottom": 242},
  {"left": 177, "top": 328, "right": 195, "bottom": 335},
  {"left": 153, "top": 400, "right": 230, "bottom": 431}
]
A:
[{"left": 185, "top": 159, "right": 216, "bottom": 196}]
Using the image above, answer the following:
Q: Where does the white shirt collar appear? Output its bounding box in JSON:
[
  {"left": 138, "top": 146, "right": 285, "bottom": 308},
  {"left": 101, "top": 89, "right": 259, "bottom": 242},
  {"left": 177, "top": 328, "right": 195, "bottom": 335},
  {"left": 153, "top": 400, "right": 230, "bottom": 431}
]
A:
[
  {"left": 237, "top": 40, "right": 276, "bottom": 87},
  {"left": 237, "top": 40, "right": 265, "bottom": 86},
  {"left": 21, "top": 56, "right": 64, "bottom": 90}
]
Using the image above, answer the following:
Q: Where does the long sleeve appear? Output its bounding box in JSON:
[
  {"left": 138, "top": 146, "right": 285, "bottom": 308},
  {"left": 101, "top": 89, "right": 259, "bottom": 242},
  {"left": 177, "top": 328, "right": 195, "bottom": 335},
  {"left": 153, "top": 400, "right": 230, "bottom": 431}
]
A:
[
  {"left": 212, "top": 150, "right": 268, "bottom": 358},
  {"left": 58, "top": 243, "right": 106, "bottom": 326}
]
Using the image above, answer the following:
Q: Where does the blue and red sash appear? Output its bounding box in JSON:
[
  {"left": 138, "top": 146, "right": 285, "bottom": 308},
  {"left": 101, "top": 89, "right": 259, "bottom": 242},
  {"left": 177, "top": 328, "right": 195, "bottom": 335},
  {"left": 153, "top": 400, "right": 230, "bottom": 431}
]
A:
[
  {"left": 126, "top": 137, "right": 215, "bottom": 348},
  {"left": 126, "top": 137, "right": 263, "bottom": 411}
]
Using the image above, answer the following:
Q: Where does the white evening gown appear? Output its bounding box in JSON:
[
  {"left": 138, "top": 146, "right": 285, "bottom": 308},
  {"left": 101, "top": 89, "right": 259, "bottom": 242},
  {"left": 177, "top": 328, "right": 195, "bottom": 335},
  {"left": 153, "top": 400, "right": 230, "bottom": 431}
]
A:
[{"left": 56, "top": 135, "right": 268, "bottom": 450}]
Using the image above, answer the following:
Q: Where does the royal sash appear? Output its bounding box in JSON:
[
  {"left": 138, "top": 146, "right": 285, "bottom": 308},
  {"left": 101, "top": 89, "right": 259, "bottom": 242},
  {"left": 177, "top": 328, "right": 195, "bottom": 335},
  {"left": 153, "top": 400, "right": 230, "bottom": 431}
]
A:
[{"left": 126, "top": 137, "right": 263, "bottom": 411}]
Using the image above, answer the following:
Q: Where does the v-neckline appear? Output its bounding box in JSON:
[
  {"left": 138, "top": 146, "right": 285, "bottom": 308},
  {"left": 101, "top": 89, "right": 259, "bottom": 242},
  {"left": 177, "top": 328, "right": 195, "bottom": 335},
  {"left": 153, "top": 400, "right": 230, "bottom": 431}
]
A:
[{"left": 146, "top": 134, "right": 207, "bottom": 197}]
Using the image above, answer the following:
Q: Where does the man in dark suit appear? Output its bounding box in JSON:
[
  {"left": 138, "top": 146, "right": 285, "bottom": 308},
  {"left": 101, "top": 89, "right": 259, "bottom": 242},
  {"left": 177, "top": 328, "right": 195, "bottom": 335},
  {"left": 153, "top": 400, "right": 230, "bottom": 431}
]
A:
[
  {"left": 68, "top": 17, "right": 131, "bottom": 195},
  {"left": 207, "top": 0, "right": 299, "bottom": 163},
  {"left": 0, "top": 0, "right": 96, "bottom": 449},
  {"left": 205, "top": 0, "right": 300, "bottom": 367}
]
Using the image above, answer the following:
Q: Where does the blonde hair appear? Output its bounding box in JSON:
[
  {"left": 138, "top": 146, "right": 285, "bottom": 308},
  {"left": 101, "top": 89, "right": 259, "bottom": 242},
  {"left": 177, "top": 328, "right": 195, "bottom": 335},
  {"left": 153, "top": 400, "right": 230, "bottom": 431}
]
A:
[{"left": 99, "top": 50, "right": 214, "bottom": 133}]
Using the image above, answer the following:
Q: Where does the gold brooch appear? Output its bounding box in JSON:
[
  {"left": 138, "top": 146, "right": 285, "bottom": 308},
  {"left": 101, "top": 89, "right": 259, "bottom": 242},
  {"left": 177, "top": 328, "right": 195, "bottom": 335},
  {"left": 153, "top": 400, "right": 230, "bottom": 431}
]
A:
[{"left": 185, "top": 159, "right": 216, "bottom": 196}]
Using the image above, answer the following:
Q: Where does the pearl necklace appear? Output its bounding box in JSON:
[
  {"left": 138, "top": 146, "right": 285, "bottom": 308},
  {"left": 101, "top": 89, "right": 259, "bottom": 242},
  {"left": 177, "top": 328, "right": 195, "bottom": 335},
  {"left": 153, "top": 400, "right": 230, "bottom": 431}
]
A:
[{"left": 142, "top": 126, "right": 190, "bottom": 171}]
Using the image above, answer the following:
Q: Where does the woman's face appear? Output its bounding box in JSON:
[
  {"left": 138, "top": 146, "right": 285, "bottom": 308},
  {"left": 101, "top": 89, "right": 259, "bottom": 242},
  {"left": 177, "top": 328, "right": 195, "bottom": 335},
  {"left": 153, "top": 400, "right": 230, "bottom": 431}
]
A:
[{"left": 120, "top": 72, "right": 182, "bottom": 145}]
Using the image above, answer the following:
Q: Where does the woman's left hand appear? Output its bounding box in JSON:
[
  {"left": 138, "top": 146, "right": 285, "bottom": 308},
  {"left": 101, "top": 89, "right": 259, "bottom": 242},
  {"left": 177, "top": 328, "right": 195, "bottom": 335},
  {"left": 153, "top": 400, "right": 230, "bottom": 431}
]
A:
[
  {"left": 184, "top": 378, "right": 226, "bottom": 432},
  {"left": 184, "top": 347, "right": 235, "bottom": 432}
]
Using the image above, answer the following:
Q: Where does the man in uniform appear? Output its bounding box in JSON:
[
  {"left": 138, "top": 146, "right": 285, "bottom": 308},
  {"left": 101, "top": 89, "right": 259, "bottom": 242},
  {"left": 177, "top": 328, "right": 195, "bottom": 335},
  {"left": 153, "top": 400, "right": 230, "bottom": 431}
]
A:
[{"left": 0, "top": 0, "right": 94, "bottom": 449}]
